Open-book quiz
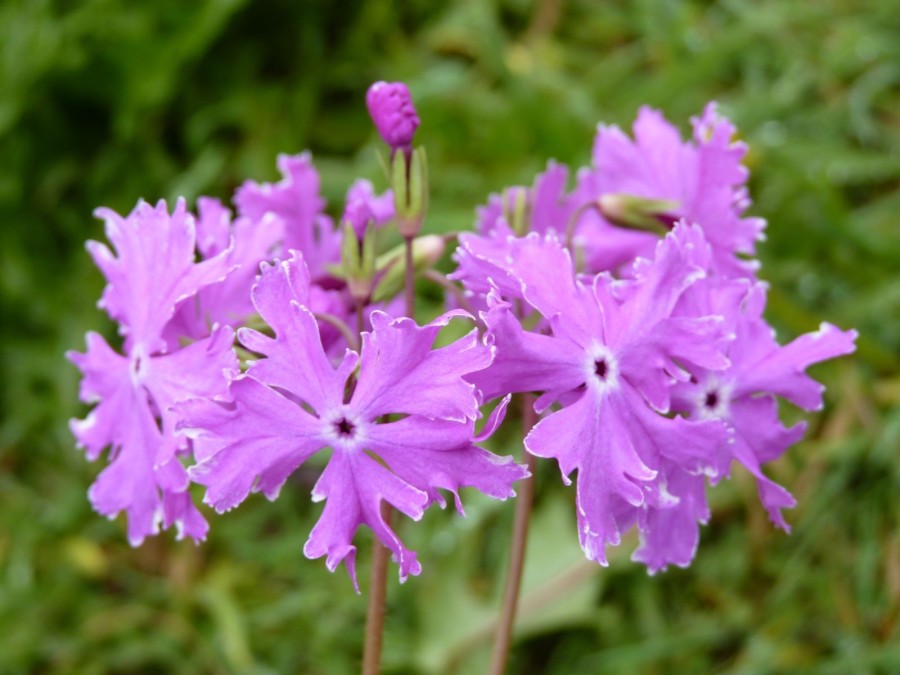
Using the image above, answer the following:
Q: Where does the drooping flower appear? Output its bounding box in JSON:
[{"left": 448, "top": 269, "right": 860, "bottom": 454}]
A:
[
  {"left": 68, "top": 199, "right": 238, "bottom": 544},
  {"left": 178, "top": 252, "right": 528, "bottom": 587},
  {"left": 471, "top": 223, "right": 733, "bottom": 566},
  {"left": 366, "top": 81, "right": 420, "bottom": 152}
]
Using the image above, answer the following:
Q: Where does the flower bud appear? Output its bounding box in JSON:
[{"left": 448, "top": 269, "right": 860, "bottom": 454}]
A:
[
  {"left": 342, "top": 199, "right": 375, "bottom": 239},
  {"left": 366, "top": 81, "right": 420, "bottom": 152},
  {"left": 597, "top": 193, "right": 679, "bottom": 234},
  {"left": 502, "top": 187, "right": 530, "bottom": 236}
]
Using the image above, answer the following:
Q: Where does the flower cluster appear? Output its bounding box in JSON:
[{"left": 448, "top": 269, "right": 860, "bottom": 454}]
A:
[
  {"left": 69, "top": 86, "right": 855, "bottom": 583},
  {"left": 454, "top": 104, "right": 857, "bottom": 571}
]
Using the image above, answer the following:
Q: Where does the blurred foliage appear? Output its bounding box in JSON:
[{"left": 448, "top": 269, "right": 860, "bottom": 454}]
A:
[{"left": 1, "top": 0, "right": 898, "bottom": 673}]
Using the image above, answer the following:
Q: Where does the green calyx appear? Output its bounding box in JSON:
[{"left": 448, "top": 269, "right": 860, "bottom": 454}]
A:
[
  {"left": 336, "top": 220, "right": 378, "bottom": 303},
  {"left": 392, "top": 146, "right": 429, "bottom": 238}
]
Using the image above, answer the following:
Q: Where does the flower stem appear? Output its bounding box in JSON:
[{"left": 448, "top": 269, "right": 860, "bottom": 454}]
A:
[
  {"left": 314, "top": 311, "right": 360, "bottom": 352},
  {"left": 362, "top": 503, "right": 393, "bottom": 675},
  {"left": 489, "top": 393, "right": 538, "bottom": 675},
  {"left": 363, "top": 237, "right": 417, "bottom": 675},
  {"left": 404, "top": 235, "right": 415, "bottom": 318}
]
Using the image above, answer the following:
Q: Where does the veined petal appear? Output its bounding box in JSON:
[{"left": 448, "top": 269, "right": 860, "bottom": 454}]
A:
[
  {"left": 90, "top": 198, "right": 232, "bottom": 353},
  {"left": 451, "top": 231, "right": 526, "bottom": 299},
  {"left": 624, "top": 385, "right": 731, "bottom": 480},
  {"left": 734, "top": 322, "right": 858, "bottom": 410},
  {"left": 351, "top": 311, "right": 489, "bottom": 421},
  {"left": 365, "top": 415, "right": 527, "bottom": 512},
  {"left": 234, "top": 152, "right": 339, "bottom": 279},
  {"left": 525, "top": 390, "right": 657, "bottom": 564},
  {"left": 304, "top": 450, "right": 426, "bottom": 589},
  {"left": 729, "top": 395, "right": 805, "bottom": 530},
  {"left": 632, "top": 461, "right": 710, "bottom": 574},
  {"left": 239, "top": 254, "right": 357, "bottom": 412},
  {"left": 145, "top": 324, "right": 238, "bottom": 465},
  {"left": 470, "top": 293, "right": 584, "bottom": 401},
  {"left": 181, "top": 376, "right": 323, "bottom": 512},
  {"left": 67, "top": 332, "right": 132, "bottom": 461},
  {"left": 162, "top": 489, "right": 209, "bottom": 543},
  {"left": 87, "top": 388, "right": 196, "bottom": 545}
]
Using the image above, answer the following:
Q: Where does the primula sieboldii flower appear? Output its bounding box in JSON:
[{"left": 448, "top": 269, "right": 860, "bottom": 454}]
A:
[
  {"left": 68, "top": 199, "right": 238, "bottom": 544},
  {"left": 178, "top": 252, "right": 528, "bottom": 588},
  {"left": 471, "top": 223, "right": 733, "bottom": 566},
  {"left": 576, "top": 103, "right": 765, "bottom": 277},
  {"left": 87, "top": 199, "right": 233, "bottom": 354},
  {"left": 671, "top": 281, "right": 857, "bottom": 531},
  {"left": 451, "top": 162, "right": 583, "bottom": 306},
  {"left": 366, "top": 81, "right": 420, "bottom": 152},
  {"left": 165, "top": 197, "right": 283, "bottom": 343},
  {"left": 235, "top": 152, "right": 340, "bottom": 280},
  {"left": 232, "top": 154, "right": 398, "bottom": 353}
]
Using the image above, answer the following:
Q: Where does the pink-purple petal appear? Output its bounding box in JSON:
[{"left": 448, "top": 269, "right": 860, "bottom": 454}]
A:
[
  {"left": 351, "top": 311, "right": 489, "bottom": 421},
  {"left": 181, "top": 376, "right": 323, "bottom": 511},
  {"left": 304, "top": 450, "right": 426, "bottom": 588}
]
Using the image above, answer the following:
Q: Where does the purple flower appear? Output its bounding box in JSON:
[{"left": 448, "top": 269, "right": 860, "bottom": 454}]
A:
[
  {"left": 451, "top": 162, "right": 581, "bottom": 306},
  {"left": 672, "top": 281, "right": 857, "bottom": 531},
  {"left": 234, "top": 153, "right": 340, "bottom": 280},
  {"left": 166, "top": 197, "right": 283, "bottom": 344},
  {"left": 472, "top": 223, "right": 733, "bottom": 566},
  {"left": 68, "top": 199, "right": 238, "bottom": 544},
  {"left": 576, "top": 104, "right": 765, "bottom": 277},
  {"left": 366, "top": 81, "right": 420, "bottom": 151},
  {"left": 178, "top": 252, "right": 528, "bottom": 587}
]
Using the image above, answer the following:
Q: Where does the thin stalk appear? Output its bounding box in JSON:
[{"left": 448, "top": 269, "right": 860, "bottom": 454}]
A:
[
  {"left": 404, "top": 235, "right": 415, "bottom": 318},
  {"left": 362, "top": 504, "right": 393, "bottom": 675},
  {"left": 314, "top": 311, "right": 359, "bottom": 353},
  {"left": 422, "top": 269, "right": 478, "bottom": 317},
  {"left": 489, "top": 394, "right": 538, "bottom": 675}
]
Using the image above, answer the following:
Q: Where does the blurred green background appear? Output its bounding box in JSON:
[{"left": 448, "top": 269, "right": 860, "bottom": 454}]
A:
[{"left": 1, "top": 0, "right": 898, "bottom": 672}]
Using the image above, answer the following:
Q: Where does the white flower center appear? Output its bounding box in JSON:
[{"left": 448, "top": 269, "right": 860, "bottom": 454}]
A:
[
  {"left": 696, "top": 378, "right": 733, "bottom": 420},
  {"left": 322, "top": 408, "right": 365, "bottom": 450},
  {"left": 584, "top": 343, "right": 620, "bottom": 396}
]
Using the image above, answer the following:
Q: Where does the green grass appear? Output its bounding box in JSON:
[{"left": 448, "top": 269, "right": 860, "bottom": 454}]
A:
[{"left": 1, "top": 0, "right": 897, "bottom": 672}]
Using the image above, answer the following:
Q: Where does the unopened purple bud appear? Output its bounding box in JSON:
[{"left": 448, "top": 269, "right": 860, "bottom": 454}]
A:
[{"left": 366, "top": 81, "right": 420, "bottom": 151}]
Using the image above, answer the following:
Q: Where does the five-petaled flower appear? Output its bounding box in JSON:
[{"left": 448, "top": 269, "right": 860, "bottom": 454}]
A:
[{"left": 178, "top": 252, "right": 528, "bottom": 588}]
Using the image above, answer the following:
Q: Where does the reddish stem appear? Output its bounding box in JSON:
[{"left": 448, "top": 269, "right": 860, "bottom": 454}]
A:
[
  {"left": 489, "top": 394, "right": 538, "bottom": 675},
  {"left": 362, "top": 504, "right": 394, "bottom": 675}
]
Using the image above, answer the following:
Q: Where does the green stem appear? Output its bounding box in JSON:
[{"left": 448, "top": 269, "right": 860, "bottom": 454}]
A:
[{"left": 404, "top": 235, "right": 415, "bottom": 318}]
